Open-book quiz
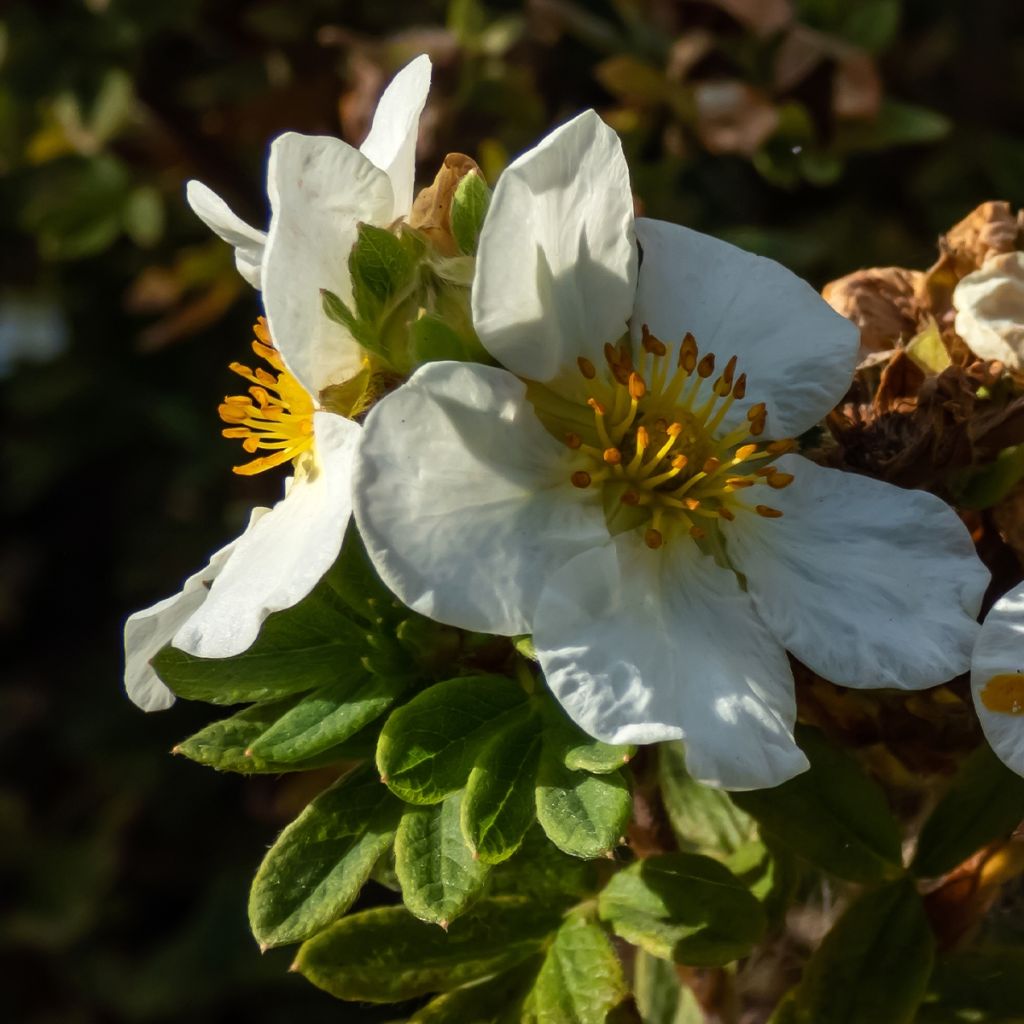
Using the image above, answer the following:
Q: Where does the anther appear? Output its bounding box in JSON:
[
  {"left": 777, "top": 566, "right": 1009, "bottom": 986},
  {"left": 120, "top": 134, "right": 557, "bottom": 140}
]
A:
[
  {"left": 644, "top": 528, "right": 664, "bottom": 550},
  {"left": 767, "top": 439, "right": 797, "bottom": 455},
  {"left": 667, "top": 422, "right": 683, "bottom": 438},
  {"left": 628, "top": 372, "right": 647, "bottom": 400},
  {"left": 722, "top": 355, "right": 738, "bottom": 387},
  {"left": 746, "top": 402, "right": 767, "bottom": 422},
  {"left": 679, "top": 332, "right": 698, "bottom": 373},
  {"left": 603, "top": 447, "right": 622, "bottom": 465},
  {"left": 718, "top": 507, "right": 736, "bottom": 521},
  {"left": 571, "top": 471, "right": 592, "bottom": 488},
  {"left": 734, "top": 443, "right": 758, "bottom": 461},
  {"left": 726, "top": 477, "right": 754, "bottom": 489},
  {"left": 732, "top": 373, "right": 747, "bottom": 399},
  {"left": 702, "top": 457, "right": 721, "bottom": 475},
  {"left": 565, "top": 432, "right": 582, "bottom": 449},
  {"left": 672, "top": 454, "right": 688, "bottom": 470},
  {"left": 684, "top": 498, "right": 701, "bottom": 511},
  {"left": 587, "top": 397, "right": 606, "bottom": 416},
  {"left": 603, "top": 342, "right": 618, "bottom": 368},
  {"left": 768, "top": 472, "right": 795, "bottom": 489},
  {"left": 750, "top": 413, "right": 767, "bottom": 437},
  {"left": 689, "top": 525, "right": 706, "bottom": 540},
  {"left": 754, "top": 466, "right": 774, "bottom": 477},
  {"left": 621, "top": 490, "right": 641, "bottom": 506},
  {"left": 577, "top": 357, "right": 596, "bottom": 379},
  {"left": 635, "top": 425, "right": 650, "bottom": 451},
  {"left": 697, "top": 353, "right": 716, "bottom": 378},
  {"left": 641, "top": 325, "right": 667, "bottom": 356},
  {"left": 756, "top": 505, "right": 784, "bottom": 518}
]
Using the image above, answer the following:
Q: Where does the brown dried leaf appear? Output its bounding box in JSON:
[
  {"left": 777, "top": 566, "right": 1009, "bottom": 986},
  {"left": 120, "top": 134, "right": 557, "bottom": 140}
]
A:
[
  {"left": 944, "top": 200, "right": 1021, "bottom": 275},
  {"left": 693, "top": 81, "right": 779, "bottom": 156},
  {"left": 874, "top": 349, "right": 924, "bottom": 415},
  {"left": 408, "top": 152, "right": 482, "bottom": 257},
  {"left": 833, "top": 52, "right": 882, "bottom": 120},
  {"left": 704, "top": 0, "right": 794, "bottom": 37},
  {"left": 822, "top": 266, "right": 923, "bottom": 360}
]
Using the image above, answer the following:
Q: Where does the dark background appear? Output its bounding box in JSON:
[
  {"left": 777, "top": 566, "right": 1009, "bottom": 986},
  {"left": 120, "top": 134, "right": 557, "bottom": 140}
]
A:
[{"left": 2, "top": 0, "right": 1023, "bottom": 1020}]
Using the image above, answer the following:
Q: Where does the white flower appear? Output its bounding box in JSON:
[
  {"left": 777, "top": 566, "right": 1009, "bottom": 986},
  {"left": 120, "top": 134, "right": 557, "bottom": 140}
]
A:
[
  {"left": 970, "top": 581, "right": 1024, "bottom": 775},
  {"left": 123, "top": 56, "right": 432, "bottom": 710},
  {"left": 953, "top": 251, "right": 1024, "bottom": 369},
  {"left": 352, "top": 110, "right": 990, "bottom": 790}
]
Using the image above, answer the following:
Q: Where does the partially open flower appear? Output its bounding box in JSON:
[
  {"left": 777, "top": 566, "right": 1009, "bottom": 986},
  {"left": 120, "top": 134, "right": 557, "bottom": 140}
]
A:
[{"left": 353, "top": 111, "right": 990, "bottom": 790}]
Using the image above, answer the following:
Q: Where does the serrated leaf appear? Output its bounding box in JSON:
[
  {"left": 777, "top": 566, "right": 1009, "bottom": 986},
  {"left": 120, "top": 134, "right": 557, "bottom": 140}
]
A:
[
  {"left": 634, "top": 950, "right": 704, "bottom": 1024},
  {"left": 395, "top": 792, "right": 490, "bottom": 926},
  {"left": 153, "top": 576, "right": 372, "bottom": 705},
  {"left": 463, "top": 710, "right": 543, "bottom": 863},
  {"left": 246, "top": 671, "right": 411, "bottom": 763},
  {"left": 350, "top": 222, "right": 418, "bottom": 319},
  {"left": 409, "top": 959, "right": 541, "bottom": 1023},
  {"left": 792, "top": 880, "right": 934, "bottom": 1024},
  {"left": 294, "top": 897, "right": 560, "bottom": 1002},
  {"left": 248, "top": 764, "right": 402, "bottom": 947},
  {"left": 377, "top": 675, "right": 529, "bottom": 804},
  {"left": 173, "top": 696, "right": 374, "bottom": 774},
  {"left": 450, "top": 170, "right": 491, "bottom": 255},
  {"left": 598, "top": 853, "right": 766, "bottom": 967},
  {"left": 731, "top": 726, "right": 904, "bottom": 883},
  {"left": 535, "top": 747, "right": 630, "bottom": 859},
  {"left": 522, "top": 914, "right": 627, "bottom": 1024},
  {"left": 912, "top": 743, "right": 1024, "bottom": 879},
  {"left": 659, "top": 741, "right": 757, "bottom": 857}
]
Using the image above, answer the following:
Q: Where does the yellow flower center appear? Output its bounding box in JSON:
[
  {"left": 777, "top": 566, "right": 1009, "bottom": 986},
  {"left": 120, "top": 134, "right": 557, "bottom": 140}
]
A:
[
  {"left": 218, "top": 318, "right": 316, "bottom": 476},
  {"left": 536, "top": 326, "right": 795, "bottom": 549},
  {"left": 980, "top": 673, "right": 1024, "bottom": 715}
]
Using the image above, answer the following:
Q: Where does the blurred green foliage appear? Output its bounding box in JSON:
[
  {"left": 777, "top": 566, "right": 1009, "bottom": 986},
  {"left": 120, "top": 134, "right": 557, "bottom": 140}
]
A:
[{"left": 1, "top": 0, "right": 1023, "bottom": 1021}]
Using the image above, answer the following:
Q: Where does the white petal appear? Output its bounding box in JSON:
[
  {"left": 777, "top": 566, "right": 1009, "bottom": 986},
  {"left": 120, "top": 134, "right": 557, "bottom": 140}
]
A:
[
  {"left": 123, "top": 508, "right": 268, "bottom": 710},
  {"left": 358, "top": 54, "right": 431, "bottom": 221},
  {"left": 185, "top": 180, "right": 266, "bottom": 288},
  {"left": 534, "top": 532, "right": 807, "bottom": 790},
  {"left": 632, "top": 218, "right": 859, "bottom": 439},
  {"left": 263, "top": 133, "right": 394, "bottom": 395},
  {"left": 953, "top": 251, "right": 1024, "bottom": 369},
  {"left": 173, "top": 412, "right": 359, "bottom": 658},
  {"left": 971, "top": 581, "right": 1024, "bottom": 776},
  {"left": 471, "top": 110, "right": 637, "bottom": 383},
  {"left": 728, "top": 455, "right": 989, "bottom": 689},
  {"left": 352, "top": 361, "right": 609, "bottom": 635}
]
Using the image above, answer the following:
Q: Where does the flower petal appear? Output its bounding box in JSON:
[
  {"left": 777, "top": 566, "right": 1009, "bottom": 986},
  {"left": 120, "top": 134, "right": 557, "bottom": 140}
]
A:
[
  {"left": 123, "top": 508, "right": 268, "bottom": 710},
  {"left": 358, "top": 54, "right": 431, "bottom": 222},
  {"left": 728, "top": 455, "right": 989, "bottom": 689},
  {"left": 173, "top": 412, "right": 359, "bottom": 658},
  {"left": 953, "top": 251, "right": 1024, "bottom": 369},
  {"left": 632, "top": 218, "right": 859, "bottom": 438},
  {"left": 352, "top": 361, "right": 610, "bottom": 635},
  {"left": 534, "top": 531, "right": 807, "bottom": 790},
  {"left": 263, "top": 133, "right": 394, "bottom": 395},
  {"left": 971, "top": 581, "right": 1024, "bottom": 776},
  {"left": 186, "top": 180, "right": 267, "bottom": 288},
  {"left": 472, "top": 110, "right": 637, "bottom": 383}
]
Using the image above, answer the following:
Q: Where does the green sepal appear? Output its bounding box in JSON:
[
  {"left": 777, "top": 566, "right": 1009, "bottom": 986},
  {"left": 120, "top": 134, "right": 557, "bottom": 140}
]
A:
[
  {"left": 173, "top": 695, "right": 374, "bottom": 774},
  {"left": 450, "top": 170, "right": 491, "bottom": 255},
  {"left": 294, "top": 896, "right": 561, "bottom": 1003},
  {"left": 349, "top": 222, "right": 420, "bottom": 321},
  {"left": 521, "top": 913, "right": 628, "bottom": 1024},
  {"left": 248, "top": 763, "right": 402, "bottom": 948},
  {"left": 462, "top": 708, "right": 543, "bottom": 863},
  {"left": 247, "top": 671, "right": 412, "bottom": 764},
  {"left": 395, "top": 791, "right": 490, "bottom": 926},
  {"left": 790, "top": 879, "right": 934, "bottom": 1024},
  {"left": 409, "top": 312, "right": 484, "bottom": 365},
  {"left": 731, "top": 726, "right": 904, "bottom": 883},
  {"left": 153, "top": 575, "right": 373, "bottom": 706},
  {"left": 912, "top": 742, "right": 1024, "bottom": 879},
  {"left": 598, "top": 852, "right": 766, "bottom": 967},
  {"left": 376, "top": 674, "right": 529, "bottom": 805}
]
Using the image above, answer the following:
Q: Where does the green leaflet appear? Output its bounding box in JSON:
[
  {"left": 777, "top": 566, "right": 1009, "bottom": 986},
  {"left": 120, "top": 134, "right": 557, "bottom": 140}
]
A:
[
  {"left": 634, "top": 950, "right": 704, "bottom": 1024},
  {"left": 659, "top": 741, "right": 757, "bottom": 857},
  {"left": 349, "top": 222, "right": 420, "bottom": 318},
  {"left": 376, "top": 674, "right": 529, "bottom": 804},
  {"left": 294, "top": 897, "right": 561, "bottom": 1003},
  {"left": 598, "top": 852, "right": 766, "bottom": 967},
  {"left": 248, "top": 764, "right": 402, "bottom": 947},
  {"left": 488, "top": 825, "right": 601, "bottom": 903},
  {"left": 791, "top": 879, "right": 934, "bottom": 1024},
  {"left": 395, "top": 792, "right": 490, "bottom": 926},
  {"left": 450, "top": 170, "right": 491, "bottom": 255},
  {"left": 247, "top": 671, "right": 411, "bottom": 763},
  {"left": 173, "top": 696, "right": 375, "bottom": 773},
  {"left": 912, "top": 743, "right": 1024, "bottom": 879},
  {"left": 462, "top": 710, "right": 544, "bottom": 864},
  {"left": 731, "top": 726, "right": 904, "bottom": 883},
  {"left": 521, "top": 914, "right": 627, "bottom": 1024},
  {"left": 725, "top": 839, "right": 800, "bottom": 927},
  {"left": 152, "top": 575, "right": 373, "bottom": 706}
]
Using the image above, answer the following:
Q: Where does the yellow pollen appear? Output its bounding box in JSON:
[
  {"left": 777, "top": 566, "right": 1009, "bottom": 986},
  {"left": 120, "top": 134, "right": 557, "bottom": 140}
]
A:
[
  {"left": 588, "top": 397, "right": 606, "bottom": 416},
  {"left": 734, "top": 443, "right": 758, "bottom": 461},
  {"left": 603, "top": 447, "right": 623, "bottom": 465},
  {"left": 628, "top": 373, "right": 647, "bottom": 400},
  {"left": 578, "top": 357, "right": 597, "bottom": 379},
  {"left": 981, "top": 674, "right": 1024, "bottom": 715},
  {"left": 219, "top": 318, "right": 315, "bottom": 476}
]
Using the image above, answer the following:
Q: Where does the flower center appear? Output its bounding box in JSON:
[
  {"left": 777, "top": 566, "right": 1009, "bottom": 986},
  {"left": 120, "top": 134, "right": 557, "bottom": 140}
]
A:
[
  {"left": 553, "top": 326, "right": 795, "bottom": 549},
  {"left": 218, "top": 318, "right": 316, "bottom": 476},
  {"left": 980, "top": 673, "right": 1024, "bottom": 715}
]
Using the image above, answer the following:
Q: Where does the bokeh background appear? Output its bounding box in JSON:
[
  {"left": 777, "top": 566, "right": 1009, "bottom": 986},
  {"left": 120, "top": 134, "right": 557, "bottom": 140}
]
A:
[{"left": 2, "top": 0, "right": 1023, "bottom": 1020}]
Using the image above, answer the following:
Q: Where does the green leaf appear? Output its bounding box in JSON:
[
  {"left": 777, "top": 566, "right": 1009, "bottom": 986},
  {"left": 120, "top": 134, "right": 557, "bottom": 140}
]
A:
[
  {"left": 634, "top": 949, "right": 704, "bottom": 1024},
  {"left": 377, "top": 674, "right": 529, "bottom": 804},
  {"left": 153, "top": 576, "right": 372, "bottom": 706},
  {"left": 522, "top": 914, "right": 627, "bottom": 1023},
  {"left": 953, "top": 443, "right": 1024, "bottom": 510},
  {"left": 324, "top": 521, "right": 401, "bottom": 625},
  {"left": 659, "top": 742, "right": 757, "bottom": 857},
  {"left": 535, "top": 746, "right": 631, "bottom": 859},
  {"left": 924, "top": 947, "right": 1024, "bottom": 1018},
  {"left": 349, "top": 222, "right": 418, "bottom": 319},
  {"left": 836, "top": 100, "right": 950, "bottom": 153},
  {"left": 409, "top": 312, "right": 483, "bottom": 365},
  {"left": 395, "top": 792, "right": 490, "bottom": 926},
  {"left": 598, "top": 853, "right": 766, "bottom": 967},
  {"left": 463, "top": 710, "right": 543, "bottom": 863},
  {"left": 731, "top": 726, "right": 904, "bottom": 883},
  {"left": 912, "top": 743, "right": 1024, "bottom": 879},
  {"left": 792, "top": 880, "right": 934, "bottom": 1024},
  {"left": 321, "top": 288, "right": 369, "bottom": 344},
  {"left": 450, "top": 170, "right": 491, "bottom": 255},
  {"left": 726, "top": 839, "right": 800, "bottom": 927},
  {"left": 489, "top": 825, "right": 601, "bottom": 903},
  {"left": 564, "top": 738, "right": 635, "bottom": 774},
  {"left": 246, "top": 671, "right": 411, "bottom": 763},
  {"left": 409, "top": 959, "right": 541, "bottom": 1023},
  {"left": 294, "top": 897, "right": 560, "bottom": 1002},
  {"left": 173, "top": 696, "right": 374, "bottom": 774},
  {"left": 248, "top": 763, "right": 402, "bottom": 947}
]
